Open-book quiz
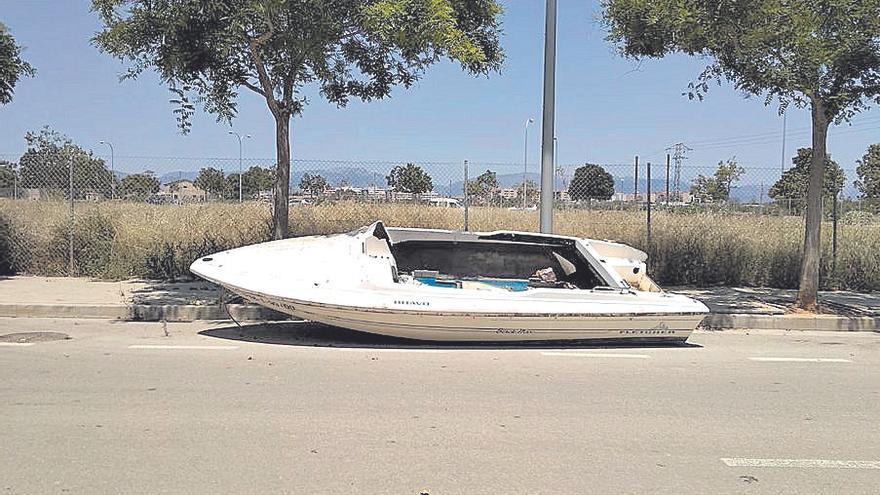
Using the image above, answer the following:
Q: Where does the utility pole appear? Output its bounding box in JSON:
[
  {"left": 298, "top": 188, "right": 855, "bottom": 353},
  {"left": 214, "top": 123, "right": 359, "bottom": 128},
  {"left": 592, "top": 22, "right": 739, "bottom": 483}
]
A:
[
  {"left": 538, "top": 0, "right": 557, "bottom": 233},
  {"left": 666, "top": 143, "right": 693, "bottom": 201}
]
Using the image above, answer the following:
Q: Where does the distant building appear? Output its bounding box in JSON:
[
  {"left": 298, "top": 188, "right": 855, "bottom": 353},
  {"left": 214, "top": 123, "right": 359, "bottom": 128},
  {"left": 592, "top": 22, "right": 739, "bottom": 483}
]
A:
[
  {"left": 161, "top": 180, "right": 206, "bottom": 202},
  {"left": 497, "top": 188, "right": 519, "bottom": 200}
]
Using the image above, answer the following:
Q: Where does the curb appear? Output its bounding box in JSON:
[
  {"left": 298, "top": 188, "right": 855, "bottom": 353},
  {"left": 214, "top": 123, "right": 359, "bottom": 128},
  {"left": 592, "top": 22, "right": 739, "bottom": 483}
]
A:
[
  {"left": 0, "top": 303, "right": 877, "bottom": 332},
  {"left": 701, "top": 314, "right": 879, "bottom": 332},
  {"left": 0, "top": 304, "right": 286, "bottom": 322}
]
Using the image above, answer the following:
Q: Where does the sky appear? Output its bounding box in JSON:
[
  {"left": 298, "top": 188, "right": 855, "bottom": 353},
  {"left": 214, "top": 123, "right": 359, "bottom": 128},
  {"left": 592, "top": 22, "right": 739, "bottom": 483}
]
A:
[{"left": 2, "top": 0, "right": 880, "bottom": 190}]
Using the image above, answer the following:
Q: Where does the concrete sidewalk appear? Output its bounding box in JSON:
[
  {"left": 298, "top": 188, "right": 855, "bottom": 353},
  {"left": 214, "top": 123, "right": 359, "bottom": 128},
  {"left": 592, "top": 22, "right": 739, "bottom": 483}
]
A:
[{"left": 0, "top": 276, "right": 877, "bottom": 331}]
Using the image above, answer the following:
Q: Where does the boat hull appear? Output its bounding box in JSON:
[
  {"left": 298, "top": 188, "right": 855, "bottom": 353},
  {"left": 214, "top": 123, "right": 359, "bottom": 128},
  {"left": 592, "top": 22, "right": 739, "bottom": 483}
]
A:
[{"left": 236, "top": 287, "right": 702, "bottom": 342}]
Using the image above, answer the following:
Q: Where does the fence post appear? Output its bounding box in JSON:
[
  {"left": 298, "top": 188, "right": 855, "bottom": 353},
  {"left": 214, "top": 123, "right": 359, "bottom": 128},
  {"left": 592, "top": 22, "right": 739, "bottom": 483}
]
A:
[
  {"left": 832, "top": 191, "right": 838, "bottom": 279},
  {"left": 463, "top": 159, "right": 469, "bottom": 232},
  {"left": 646, "top": 161, "right": 652, "bottom": 247},
  {"left": 633, "top": 155, "right": 639, "bottom": 201},
  {"left": 68, "top": 154, "right": 75, "bottom": 277}
]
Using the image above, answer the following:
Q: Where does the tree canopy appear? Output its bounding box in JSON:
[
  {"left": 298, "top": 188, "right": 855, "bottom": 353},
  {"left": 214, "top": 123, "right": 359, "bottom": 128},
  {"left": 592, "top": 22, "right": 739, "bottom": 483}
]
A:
[
  {"left": 0, "top": 22, "right": 35, "bottom": 105},
  {"left": 119, "top": 171, "right": 160, "bottom": 199},
  {"left": 0, "top": 161, "right": 15, "bottom": 189},
  {"left": 299, "top": 173, "right": 328, "bottom": 197},
  {"left": 194, "top": 167, "right": 227, "bottom": 199},
  {"left": 17, "top": 127, "right": 115, "bottom": 199},
  {"left": 466, "top": 170, "right": 498, "bottom": 202},
  {"left": 569, "top": 164, "right": 615, "bottom": 202},
  {"left": 690, "top": 159, "right": 744, "bottom": 203},
  {"left": 386, "top": 163, "right": 433, "bottom": 195},
  {"left": 855, "top": 143, "right": 880, "bottom": 199},
  {"left": 769, "top": 148, "right": 845, "bottom": 201},
  {"left": 92, "top": 0, "right": 504, "bottom": 238}
]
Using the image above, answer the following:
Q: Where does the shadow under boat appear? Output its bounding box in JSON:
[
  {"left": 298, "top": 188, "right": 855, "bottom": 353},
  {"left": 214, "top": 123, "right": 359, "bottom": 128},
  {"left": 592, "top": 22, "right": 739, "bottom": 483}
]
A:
[{"left": 199, "top": 320, "right": 702, "bottom": 350}]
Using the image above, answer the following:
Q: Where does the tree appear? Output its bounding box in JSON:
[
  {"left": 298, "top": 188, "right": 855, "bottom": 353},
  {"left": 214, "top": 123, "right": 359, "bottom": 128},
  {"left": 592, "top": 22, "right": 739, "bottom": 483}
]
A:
[
  {"left": 690, "top": 159, "right": 745, "bottom": 202},
  {"left": 569, "top": 163, "right": 614, "bottom": 202},
  {"left": 855, "top": 143, "right": 880, "bottom": 199},
  {"left": 769, "top": 148, "right": 844, "bottom": 204},
  {"left": 241, "top": 165, "right": 274, "bottom": 199},
  {"left": 601, "top": 0, "right": 880, "bottom": 310},
  {"left": 92, "top": 0, "right": 503, "bottom": 239},
  {"left": 194, "top": 167, "right": 227, "bottom": 200},
  {"left": 299, "top": 173, "right": 328, "bottom": 197},
  {"left": 0, "top": 161, "right": 16, "bottom": 189},
  {"left": 119, "top": 171, "right": 160, "bottom": 199},
  {"left": 18, "top": 127, "right": 115, "bottom": 198},
  {"left": 466, "top": 170, "right": 498, "bottom": 203},
  {"left": 0, "top": 22, "right": 35, "bottom": 105},
  {"left": 386, "top": 163, "right": 433, "bottom": 196}
]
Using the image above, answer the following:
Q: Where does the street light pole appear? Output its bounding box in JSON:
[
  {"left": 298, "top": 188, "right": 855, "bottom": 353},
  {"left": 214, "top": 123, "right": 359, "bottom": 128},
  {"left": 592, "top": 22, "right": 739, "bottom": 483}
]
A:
[
  {"left": 539, "top": 0, "right": 558, "bottom": 233},
  {"left": 98, "top": 140, "right": 114, "bottom": 199},
  {"left": 523, "top": 117, "right": 534, "bottom": 209},
  {"left": 228, "top": 131, "right": 251, "bottom": 203}
]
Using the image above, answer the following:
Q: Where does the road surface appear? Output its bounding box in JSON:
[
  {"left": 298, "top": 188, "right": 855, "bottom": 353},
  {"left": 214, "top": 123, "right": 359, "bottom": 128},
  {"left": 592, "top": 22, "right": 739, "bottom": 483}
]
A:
[{"left": 2, "top": 318, "right": 879, "bottom": 494}]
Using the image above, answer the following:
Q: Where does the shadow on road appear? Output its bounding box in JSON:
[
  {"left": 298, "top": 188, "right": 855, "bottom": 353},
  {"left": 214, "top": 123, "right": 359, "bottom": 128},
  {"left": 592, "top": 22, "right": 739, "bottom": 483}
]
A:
[{"left": 199, "top": 320, "right": 701, "bottom": 350}]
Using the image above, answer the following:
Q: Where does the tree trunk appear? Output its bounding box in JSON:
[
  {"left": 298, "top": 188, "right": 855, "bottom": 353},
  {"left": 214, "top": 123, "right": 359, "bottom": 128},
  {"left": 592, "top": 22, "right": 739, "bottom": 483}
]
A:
[
  {"left": 795, "top": 99, "right": 830, "bottom": 312},
  {"left": 273, "top": 112, "right": 291, "bottom": 240}
]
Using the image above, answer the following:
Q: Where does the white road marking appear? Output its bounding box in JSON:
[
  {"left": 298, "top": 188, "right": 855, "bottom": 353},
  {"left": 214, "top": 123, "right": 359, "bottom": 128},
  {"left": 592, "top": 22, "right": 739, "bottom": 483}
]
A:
[
  {"left": 128, "top": 345, "right": 239, "bottom": 350},
  {"left": 541, "top": 352, "right": 651, "bottom": 359},
  {"left": 0, "top": 342, "right": 35, "bottom": 347},
  {"left": 748, "top": 357, "right": 852, "bottom": 363},
  {"left": 721, "top": 458, "right": 880, "bottom": 469}
]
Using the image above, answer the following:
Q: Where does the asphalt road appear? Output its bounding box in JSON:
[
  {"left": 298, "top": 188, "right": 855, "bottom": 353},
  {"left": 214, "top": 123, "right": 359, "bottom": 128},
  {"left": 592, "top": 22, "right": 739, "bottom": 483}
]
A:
[{"left": 1, "top": 318, "right": 879, "bottom": 494}]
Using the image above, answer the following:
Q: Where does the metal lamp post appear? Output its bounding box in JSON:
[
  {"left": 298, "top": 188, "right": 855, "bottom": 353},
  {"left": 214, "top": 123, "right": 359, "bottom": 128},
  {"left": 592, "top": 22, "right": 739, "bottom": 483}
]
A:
[
  {"left": 98, "top": 140, "right": 114, "bottom": 199},
  {"left": 539, "top": 0, "right": 558, "bottom": 233},
  {"left": 228, "top": 131, "right": 252, "bottom": 203},
  {"left": 523, "top": 117, "right": 535, "bottom": 208}
]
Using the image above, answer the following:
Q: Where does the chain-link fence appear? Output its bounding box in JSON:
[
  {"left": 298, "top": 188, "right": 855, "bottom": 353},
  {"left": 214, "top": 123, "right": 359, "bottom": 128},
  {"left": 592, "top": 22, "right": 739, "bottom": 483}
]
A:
[{"left": 1, "top": 151, "right": 878, "bottom": 290}]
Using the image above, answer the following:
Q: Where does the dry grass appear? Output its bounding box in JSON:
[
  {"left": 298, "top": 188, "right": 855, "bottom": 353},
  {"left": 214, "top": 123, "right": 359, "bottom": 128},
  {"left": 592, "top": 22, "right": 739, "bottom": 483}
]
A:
[{"left": 2, "top": 199, "right": 878, "bottom": 290}]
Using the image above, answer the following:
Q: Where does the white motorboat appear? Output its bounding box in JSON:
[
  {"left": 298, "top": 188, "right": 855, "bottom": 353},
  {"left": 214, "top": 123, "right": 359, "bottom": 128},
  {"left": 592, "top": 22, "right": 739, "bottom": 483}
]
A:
[{"left": 190, "top": 222, "right": 708, "bottom": 342}]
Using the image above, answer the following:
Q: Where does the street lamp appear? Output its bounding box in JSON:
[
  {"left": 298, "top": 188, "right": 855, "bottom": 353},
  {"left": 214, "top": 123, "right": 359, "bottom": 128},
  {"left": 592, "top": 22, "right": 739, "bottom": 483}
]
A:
[
  {"left": 228, "top": 131, "right": 252, "bottom": 203},
  {"left": 98, "top": 140, "right": 115, "bottom": 199},
  {"left": 523, "top": 117, "right": 535, "bottom": 208}
]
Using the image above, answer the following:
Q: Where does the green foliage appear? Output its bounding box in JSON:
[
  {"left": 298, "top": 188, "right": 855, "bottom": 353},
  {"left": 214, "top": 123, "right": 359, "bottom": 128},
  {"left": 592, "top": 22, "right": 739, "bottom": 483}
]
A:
[
  {"left": 769, "top": 148, "right": 845, "bottom": 201},
  {"left": 241, "top": 166, "right": 274, "bottom": 198},
  {"left": 119, "top": 171, "right": 160, "bottom": 199},
  {"left": 194, "top": 167, "right": 227, "bottom": 199},
  {"left": 92, "top": 0, "right": 505, "bottom": 128},
  {"left": 0, "top": 22, "right": 35, "bottom": 105},
  {"left": 855, "top": 143, "right": 880, "bottom": 199},
  {"left": 17, "top": 127, "right": 115, "bottom": 198},
  {"left": 0, "top": 161, "right": 16, "bottom": 188},
  {"left": 299, "top": 173, "right": 328, "bottom": 196},
  {"left": 690, "top": 158, "right": 745, "bottom": 202},
  {"left": 386, "top": 163, "right": 433, "bottom": 195},
  {"left": 602, "top": 0, "right": 880, "bottom": 120},
  {"left": 569, "top": 164, "right": 614, "bottom": 202},
  {"left": 466, "top": 170, "right": 498, "bottom": 202}
]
